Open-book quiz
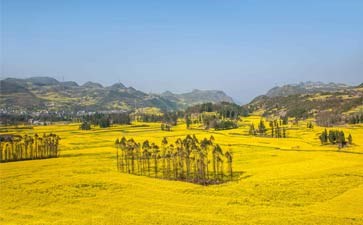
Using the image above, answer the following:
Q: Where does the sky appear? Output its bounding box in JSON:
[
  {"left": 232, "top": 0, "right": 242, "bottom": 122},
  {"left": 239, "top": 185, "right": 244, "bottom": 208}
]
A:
[{"left": 1, "top": 0, "right": 363, "bottom": 103}]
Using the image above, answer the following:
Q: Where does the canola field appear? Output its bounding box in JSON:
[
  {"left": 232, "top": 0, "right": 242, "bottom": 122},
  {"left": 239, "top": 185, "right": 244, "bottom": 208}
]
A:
[{"left": 1, "top": 116, "right": 363, "bottom": 224}]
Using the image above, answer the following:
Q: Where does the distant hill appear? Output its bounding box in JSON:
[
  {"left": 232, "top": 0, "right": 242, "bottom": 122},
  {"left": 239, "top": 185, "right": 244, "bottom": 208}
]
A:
[
  {"left": 266, "top": 81, "right": 350, "bottom": 97},
  {"left": 81, "top": 82, "right": 103, "bottom": 89},
  {"left": 161, "top": 89, "right": 234, "bottom": 109},
  {"left": 245, "top": 81, "right": 363, "bottom": 123},
  {"left": 0, "top": 77, "right": 234, "bottom": 112},
  {"left": 0, "top": 79, "right": 46, "bottom": 109}
]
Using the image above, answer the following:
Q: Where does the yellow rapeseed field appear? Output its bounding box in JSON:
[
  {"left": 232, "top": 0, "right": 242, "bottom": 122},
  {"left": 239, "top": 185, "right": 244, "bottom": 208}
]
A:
[{"left": 1, "top": 116, "right": 363, "bottom": 224}]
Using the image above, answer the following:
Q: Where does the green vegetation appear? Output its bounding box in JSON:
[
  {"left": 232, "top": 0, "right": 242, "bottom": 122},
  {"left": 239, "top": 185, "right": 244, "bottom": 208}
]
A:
[
  {"left": 79, "top": 121, "right": 91, "bottom": 130},
  {"left": 319, "top": 129, "right": 352, "bottom": 149},
  {"left": 249, "top": 118, "right": 287, "bottom": 138},
  {"left": 247, "top": 83, "right": 363, "bottom": 125},
  {"left": 160, "top": 123, "right": 172, "bottom": 131},
  {"left": 348, "top": 113, "right": 363, "bottom": 124},
  {"left": 183, "top": 102, "right": 244, "bottom": 130},
  {"left": 81, "top": 112, "right": 130, "bottom": 128},
  {"left": 115, "top": 135, "right": 234, "bottom": 185},
  {"left": 0, "top": 133, "right": 60, "bottom": 162}
]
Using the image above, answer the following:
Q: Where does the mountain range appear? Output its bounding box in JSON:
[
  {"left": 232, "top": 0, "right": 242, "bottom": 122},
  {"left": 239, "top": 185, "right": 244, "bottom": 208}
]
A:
[
  {"left": 1, "top": 77, "right": 362, "bottom": 119},
  {"left": 0, "top": 77, "right": 234, "bottom": 112},
  {"left": 265, "top": 81, "right": 352, "bottom": 97},
  {"left": 246, "top": 81, "right": 363, "bottom": 119}
]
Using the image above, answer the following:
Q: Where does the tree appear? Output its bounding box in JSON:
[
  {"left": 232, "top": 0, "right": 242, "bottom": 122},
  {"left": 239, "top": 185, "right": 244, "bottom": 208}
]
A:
[
  {"left": 99, "top": 117, "right": 111, "bottom": 128},
  {"left": 80, "top": 121, "right": 91, "bottom": 130},
  {"left": 152, "top": 143, "right": 159, "bottom": 177},
  {"left": 142, "top": 140, "right": 150, "bottom": 175},
  {"left": 115, "top": 138, "right": 120, "bottom": 170},
  {"left": 249, "top": 123, "right": 256, "bottom": 135},
  {"left": 185, "top": 115, "right": 191, "bottom": 129},
  {"left": 282, "top": 127, "right": 287, "bottom": 138},
  {"left": 281, "top": 116, "right": 288, "bottom": 125},
  {"left": 225, "top": 151, "right": 233, "bottom": 180},
  {"left": 348, "top": 134, "right": 353, "bottom": 145},
  {"left": 258, "top": 120, "right": 266, "bottom": 135},
  {"left": 328, "top": 130, "right": 337, "bottom": 144},
  {"left": 319, "top": 129, "right": 328, "bottom": 144},
  {"left": 161, "top": 137, "right": 168, "bottom": 177},
  {"left": 270, "top": 121, "right": 275, "bottom": 137}
]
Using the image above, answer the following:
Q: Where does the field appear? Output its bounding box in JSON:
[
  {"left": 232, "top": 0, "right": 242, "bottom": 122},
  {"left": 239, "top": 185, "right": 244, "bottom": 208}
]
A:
[{"left": 1, "top": 116, "right": 363, "bottom": 224}]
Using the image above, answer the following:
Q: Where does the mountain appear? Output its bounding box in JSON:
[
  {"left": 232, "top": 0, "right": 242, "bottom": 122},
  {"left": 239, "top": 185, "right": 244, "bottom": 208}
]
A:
[
  {"left": 108, "top": 82, "right": 126, "bottom": 90},
  {"left": 245, "top": 81, "right": 363, "bottom": 122},
  {"left": 266, "top": 81, "right": 350, "bottom": 97},
  {"left": 25, "top": 76, "right": 60, "bottom": 86},
  {"left": 82, "top": 82, "right": 103, "bottom": 89},
  {"left": 0, "top": 79, "right": 46, "bottom": 109},
  {"left": 61, "top": 81, "right": 79, "bottom": 87},
  {"left": 161, "top": 89, "right": 234, "bottom": 109},
  {"left": 0, "top": 77, "right": 234, "bottom": 112}
]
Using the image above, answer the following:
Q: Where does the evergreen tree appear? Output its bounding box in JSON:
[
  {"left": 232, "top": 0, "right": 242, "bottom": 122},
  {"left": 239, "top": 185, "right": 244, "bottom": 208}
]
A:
[
  {"left": 328, "top": 130, "right": 337, "bottom": 144},
  {"left": 319, "top": 129, "right": 328, "bottom": 144},
  {"left": 348, "top": 134, "right": 353, "bottom": 145},
  {"left": 79, "top": 121, "right": 91, "bottom": 130},
  {"left": 282, "top": 127, "right": 286, "bottom": 138},
  {"left": 185, "top": 115, "right": 191, "bottom": 129},
  {"left": 258, "top": 120, "right": 266, "bottom": 135},
  {"left": 249, "top": 123, "right": 256, "bottom": 135},
  {"left": 281, "top": 116, "right": 288, "bottom": 125}
]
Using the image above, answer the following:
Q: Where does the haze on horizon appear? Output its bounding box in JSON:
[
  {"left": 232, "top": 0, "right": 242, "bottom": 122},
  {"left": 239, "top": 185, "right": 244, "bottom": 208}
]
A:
[{"left": 1, "top": 0, "right": 363, "bottom": 103}]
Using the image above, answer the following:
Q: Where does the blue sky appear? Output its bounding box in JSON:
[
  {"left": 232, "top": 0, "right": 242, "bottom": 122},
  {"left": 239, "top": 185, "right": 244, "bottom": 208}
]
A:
[{"left": 1, "top": 0, "right": 363, "bottom": 102}]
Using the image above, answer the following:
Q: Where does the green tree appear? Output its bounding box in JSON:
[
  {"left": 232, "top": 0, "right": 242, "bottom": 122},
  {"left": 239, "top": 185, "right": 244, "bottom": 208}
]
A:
[
  {"left": 185, "top": 115, "right": 191, "bottom": 129},
  {"left": 348, "top": 134, "right": 353, "bottom": 145},
  {"left": 319, "top": 129, "right": 328, "bottom": 144},
  {"left": 249, "top": 123, "right": 256, "bottom": 135},
  {"left": 258, "top": 120, "right": 266, "bottom": 135}
]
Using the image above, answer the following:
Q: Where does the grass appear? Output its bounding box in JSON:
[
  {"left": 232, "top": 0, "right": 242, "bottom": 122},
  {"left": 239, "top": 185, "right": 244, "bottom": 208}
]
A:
[{"left": 1, "top": 117, "right": 363, "bottom": 224}]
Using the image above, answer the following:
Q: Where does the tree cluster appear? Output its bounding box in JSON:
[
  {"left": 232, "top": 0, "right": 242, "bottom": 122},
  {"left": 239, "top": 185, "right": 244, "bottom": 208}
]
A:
[
  {"left": 80, "top": 121, "right": 92, "bottom": 130},
  {"left": 0, "top": 133, "right": 60, "bottom": 163},
  {"left": 185, "top": 102, "right": 248, "bottom": 119},
  {"left": 81, "top": 112, "right": 131, "bottom": 128},
  {"left": 185, "top": 113, "right": 238, "bottom": 130},
  {"left": 249, "top": 119, "right": 287, "bottom": 138},
  {"left": 214, "top": 120, "right": 238, "bottom": 130},
  {"left": 161, "top": 123, "right": 172, "bottom": 131},
  {"left": 249, "top": 120, "right": 267, "bottom": 136},
  {"left": 268, "top": 120, "right": 287, "bottom": 138},
  {"left": 319, "top": 129, "right": 352, "bottom": 148},
  {"left": 347, "top": 113, "right": 363, "bottom": 124},
  {"left": 0, "top": 112, "right": 73, "bottom": 126},
  {"left": 133, "top": 111, "right": 178, "bottom": 125},
  {"left": 115, "top": 135, "right": 234, "bottom": 185}
]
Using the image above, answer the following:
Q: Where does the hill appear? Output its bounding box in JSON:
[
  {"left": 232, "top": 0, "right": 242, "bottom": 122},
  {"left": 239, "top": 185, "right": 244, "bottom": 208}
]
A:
[
  {"left": 246, "top": 82, "right": 363, "bottom": 125},
  {"left": 161, "top": 89, "right": 234, "bottom": 109},
  {"left": 0, "top": 77, "right": 234, "bottom": 112},
  {"left": 266, "top": 81, "right": 351, "bottom": 97},
  {"left": 0, "top": 79, "right": 46, "bottom": 110}
]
